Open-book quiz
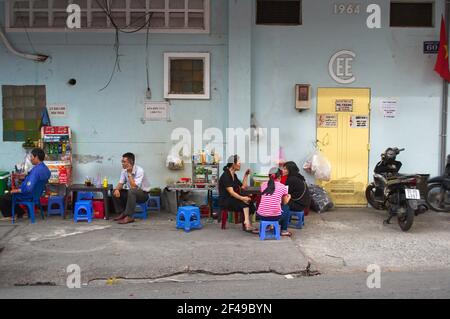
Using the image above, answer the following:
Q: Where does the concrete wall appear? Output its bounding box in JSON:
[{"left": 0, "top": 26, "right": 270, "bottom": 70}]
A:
[
  {"left": 251, "top": 0, "right": 448, "bottom": 180},
  {"left": 1, "top": 0, "right": 450, "bottom": 189},
  {"left": 0, "top": 0, "right": 228, "bottom": 187}
]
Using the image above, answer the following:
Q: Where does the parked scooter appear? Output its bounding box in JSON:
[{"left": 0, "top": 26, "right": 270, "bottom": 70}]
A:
[
  {"left": 365, "top": 147, "right": 429, "bottom": 231},
  {"left": 426, "top": 154, "right": 450, "bottom": 212}
]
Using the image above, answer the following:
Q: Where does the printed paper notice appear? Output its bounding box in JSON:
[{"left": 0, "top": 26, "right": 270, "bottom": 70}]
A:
[
  {"left": 317, "top": 114, "right": 338, "bottom": 128},
  {"left": 381, "top": 99, "right": 397, "bottom": 118},
  {"left": 335, "top": 99, "right": 353, "bottom": 112},
  {"left": 350, "top": 115, "right": 369, "bottom": 128},
  {"left": 48, "top": 104, "right": 67, "bottom": 118},
  {"left": 145, "top": 101, "right": 170, "bottom": 121}
]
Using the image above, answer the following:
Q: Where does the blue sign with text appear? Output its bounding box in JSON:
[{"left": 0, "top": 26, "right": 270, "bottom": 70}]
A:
[{"left": 424, "top": 41, "right": 439, "bottom": 54}]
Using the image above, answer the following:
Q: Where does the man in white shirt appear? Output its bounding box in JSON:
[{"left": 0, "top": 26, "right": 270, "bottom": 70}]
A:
[{"left": 113, "top": 152, "right": 151, "bottom": 224}]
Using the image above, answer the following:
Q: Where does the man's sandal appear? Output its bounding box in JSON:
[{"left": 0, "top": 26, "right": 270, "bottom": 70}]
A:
[{"left": 281, "top": 231, "right": 292, "bottom": 237}]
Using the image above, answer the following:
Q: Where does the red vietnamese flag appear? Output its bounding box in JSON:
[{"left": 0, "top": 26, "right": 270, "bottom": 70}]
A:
[{"left": 435, "top": 16, "right": 450, "bottom": 81}]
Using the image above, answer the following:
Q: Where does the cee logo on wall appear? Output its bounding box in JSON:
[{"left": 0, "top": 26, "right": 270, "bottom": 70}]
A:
[{"left": 329, "top": 50, "right": 356, "bottom": 84}]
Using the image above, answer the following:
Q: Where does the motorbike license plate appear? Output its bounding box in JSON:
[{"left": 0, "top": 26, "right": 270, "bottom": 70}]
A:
[{"left": 405, "top": 189, "right": 420, "bottom": 200}]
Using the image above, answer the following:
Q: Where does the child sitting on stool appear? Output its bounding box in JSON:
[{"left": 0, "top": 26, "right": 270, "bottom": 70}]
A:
[{"left": 257, "top": 167, "right": 292, "bottom": 236}]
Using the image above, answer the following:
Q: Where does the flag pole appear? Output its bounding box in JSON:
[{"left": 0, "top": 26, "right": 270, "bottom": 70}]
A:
[{"left": 440, "top": 1, "right": 450, "bottom": 174}]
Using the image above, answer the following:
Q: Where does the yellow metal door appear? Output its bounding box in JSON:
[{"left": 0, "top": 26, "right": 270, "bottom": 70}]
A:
[{"left": 316, "top": 88, "right": 370, "bottom": 207}]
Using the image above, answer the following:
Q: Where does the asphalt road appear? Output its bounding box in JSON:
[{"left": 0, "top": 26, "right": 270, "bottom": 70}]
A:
[{"left": 1, "top": 270, "right": 449, "bottom": 299}]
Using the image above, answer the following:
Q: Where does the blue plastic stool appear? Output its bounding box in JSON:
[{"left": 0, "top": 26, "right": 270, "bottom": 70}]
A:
[
  {"left": 133, "top": 201, "right": 149, "bottom": 219},
  {"left": 211, "top": 194, "right": 219, "bottom": 209},
  {"left": 47, "top": 196, "right": 65, "bottom": 217},
  {"left": 74, "top": 200, "right": 93, "bottom": 223},
  {"left": 12, "top": 180, "right": 46, "bottom": 224},
  {"left": 288, "top": 211, "right": 305, "bottom": 229},
  {"left": 176, "top": 206, "right": 202, "bottom": 232},
  {"left": 147, "top": 196, "right": 161, "bottom": 211},
  {"left": 77, "top": 192, "right": 94, "bottom": 200},
  {"left": 259, "top": 220, "right": 281, "bottom": 240}
]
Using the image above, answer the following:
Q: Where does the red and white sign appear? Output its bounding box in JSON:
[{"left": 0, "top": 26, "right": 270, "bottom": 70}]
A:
[{"left": 43, "top": 126, "right": 69, "bottom": 135}]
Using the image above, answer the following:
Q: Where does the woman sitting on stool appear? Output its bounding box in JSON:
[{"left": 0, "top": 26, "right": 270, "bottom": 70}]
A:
[
  {"left": 218, "top": 155, "right": 257, "bottom": 233},
  {"left": 282, "top": 161, "right": 311, "bottom": 216},
  {"left": 257, "top": 167, "right": 292, "bottom": 236}
]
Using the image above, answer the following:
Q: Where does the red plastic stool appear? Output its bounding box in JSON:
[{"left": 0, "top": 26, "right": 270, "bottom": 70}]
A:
[{"left": 219, "top": 209, "right": 245, "bottom": 230}]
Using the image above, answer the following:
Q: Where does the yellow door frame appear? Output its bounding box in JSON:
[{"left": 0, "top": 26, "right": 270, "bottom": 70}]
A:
[{"left": 316, "top": 87, "right": 371, "bottom": 207}]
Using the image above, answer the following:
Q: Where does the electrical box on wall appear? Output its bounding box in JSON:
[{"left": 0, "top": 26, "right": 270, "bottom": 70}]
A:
[{"left": 295, "top": 84, "right": 311, "bottom": 111}]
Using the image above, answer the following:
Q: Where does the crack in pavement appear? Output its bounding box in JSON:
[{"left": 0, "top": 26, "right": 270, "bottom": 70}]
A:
[
  {"left": 87, "top": 267, "right": 322, "bottom": 286},
  {"left": 7, "top": 269, "right": 321, "bottom": 288}
]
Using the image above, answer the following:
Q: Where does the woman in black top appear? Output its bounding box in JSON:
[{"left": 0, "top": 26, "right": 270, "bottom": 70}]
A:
[
  {"left": 282, "top": 161, "right": 311, "bottom": 212},
  {"left": 218, "top": 155, "right": 256, "bottom": 232}
]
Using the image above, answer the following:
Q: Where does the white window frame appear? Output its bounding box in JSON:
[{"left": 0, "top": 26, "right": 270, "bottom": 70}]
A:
[
  {"left": 164, "top": 52, "right": 210, "bottom": 100},
  {"left": 5, "top": 0, "right": 210, "bottom": 33}
]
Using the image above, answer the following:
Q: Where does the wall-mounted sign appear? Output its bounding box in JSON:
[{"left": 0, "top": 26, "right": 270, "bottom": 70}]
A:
[
  {"left": 48, "top": 104, "right": 67, "bottom": 118},
  {"left": 318, "top": 114, "right": 338, "bottom": 128},
  {"left": 144, "top": 101, "right": 170, "bottom": 121},
  {"left": 423, "top": 41, "right": 439, "bottom": 54},
  {"left": 335, "top": 99, "right": 353, "bottom": 112},
  {"left": 329, "top": 50, "right": 356, "bottom": 84},
  {"left": 381, "top": 99, "right": 397, "bottom": 118},
  {"left": 350, "top": 115, "right": 369, "bottom": 128}
]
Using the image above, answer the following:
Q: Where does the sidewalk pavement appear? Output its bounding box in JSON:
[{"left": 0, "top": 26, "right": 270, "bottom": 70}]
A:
[
  {"left": 0, "top": 212, "right": 310, "bottom": 287},
  {"left": 0, "top": 208, "right": 449, "bottom": 287}
]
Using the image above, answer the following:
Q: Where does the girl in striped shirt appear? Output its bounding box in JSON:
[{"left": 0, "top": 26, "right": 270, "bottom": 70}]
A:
[{"left": 257, "top": 167, "right": 292, "bottom": 236}]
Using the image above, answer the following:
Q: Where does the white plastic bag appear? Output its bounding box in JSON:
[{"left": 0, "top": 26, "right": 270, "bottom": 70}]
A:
[{"left": 311, "top": 150, "right": 331, "bottom": 181}]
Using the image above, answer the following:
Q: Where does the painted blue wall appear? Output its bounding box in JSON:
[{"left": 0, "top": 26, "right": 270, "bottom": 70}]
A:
[
  {"left": 0, "top": 0, "right": 228, "bottom": 187},
  {"left": 1, "top": 0, "right": 449, "bottom": 190},
  {"left": 251, "top": 0, "right": 448, "bottom": 180}
]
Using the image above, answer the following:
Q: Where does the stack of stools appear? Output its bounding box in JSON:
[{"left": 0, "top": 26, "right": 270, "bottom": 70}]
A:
[
  {"left": 74, "top": 192, "right": 94, "bottom": 223},
  {"left": 288, "top": 211, "right": 305, "bottom": 229},
  {"left": 47, "top": 196, "right": 65, "bottom": 217},
  {"left": 259, "top": 221, "right": 281, "bottom": 240},
  {"left": 176, "top": 206, "right": 202, "bottom": 232}
]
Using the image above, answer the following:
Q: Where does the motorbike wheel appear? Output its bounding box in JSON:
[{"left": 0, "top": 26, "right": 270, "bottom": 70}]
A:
[
  {"left": 426, "top": 183, "right": 450, "bottom": 212},
  {"left": 397, "top": 203, "right": 414, "bottom": 232},
  {"left": 365, "top": 183, "right": 384, "bottom": 210}
]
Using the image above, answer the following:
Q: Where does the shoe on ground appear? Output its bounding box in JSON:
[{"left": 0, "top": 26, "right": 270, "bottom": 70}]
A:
[
  {"left": 113, "top": 213, "right": 126, "bottom": 221},
  {"left": 118, "top": 216, "right": 135, "bottom": 224}
]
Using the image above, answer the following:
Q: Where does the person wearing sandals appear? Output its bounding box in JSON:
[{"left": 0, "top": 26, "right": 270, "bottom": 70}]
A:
[
  {"left": 257, "top": 167, "right": 292, "bottom": 237},
  {"left": 218, "top": 155, "right": 257, "bottom": 233},
  {"left": 282, "top": 161, "right": 311, "bottom": 216}
]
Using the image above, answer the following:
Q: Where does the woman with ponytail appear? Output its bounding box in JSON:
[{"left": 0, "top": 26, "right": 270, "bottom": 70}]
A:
[
  {"left": 257, "top": 167, "right": 292, "bottom": 236},
  {"left": 218, "top": 155, "right": 257, "bottom": 233}
]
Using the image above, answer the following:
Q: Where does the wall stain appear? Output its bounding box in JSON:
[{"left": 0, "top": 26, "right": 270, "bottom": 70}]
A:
[{"left": 73, "top": 154, "right": 104, "bottom": 164}]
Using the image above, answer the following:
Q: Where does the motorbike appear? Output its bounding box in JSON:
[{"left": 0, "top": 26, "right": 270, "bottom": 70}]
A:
[
  {"left": 365, "top": 147, "right": 429, "bottom": 231},
  {"left": 426, "top": 154, "right": 450, "bottom": 212}
]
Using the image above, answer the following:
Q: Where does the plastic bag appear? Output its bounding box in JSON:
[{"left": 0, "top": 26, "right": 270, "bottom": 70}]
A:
[
  {"left": 304, "top": 150, "right": 332, "bottom": 181},
  {"left": 166, "top": 154, "right": 184, "bottom": 170},
  {"left": 309, "top": 184, "right": 334, "bottom": 213},
  {"left": 311, "top": 151, "right": 331, "bottom": 181}
]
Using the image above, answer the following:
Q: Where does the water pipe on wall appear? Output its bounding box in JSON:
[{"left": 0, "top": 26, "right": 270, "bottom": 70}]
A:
[
  {"left": 0, "top": 26, "right": 48, "bottom": 62},
  {"left": 440, "top": 0, "right": 450, "bottom": 174}
]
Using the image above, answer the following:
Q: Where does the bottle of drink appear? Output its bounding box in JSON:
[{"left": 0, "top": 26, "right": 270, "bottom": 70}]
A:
[
  {"left": 103, "top": 177, "right": 108, "bottom": 188},
  {"left": 201, "top": 150, "right": 206, "bottom": 164},
  {"left": 58, "top": 143, "right": 62, "bottom": 155}
]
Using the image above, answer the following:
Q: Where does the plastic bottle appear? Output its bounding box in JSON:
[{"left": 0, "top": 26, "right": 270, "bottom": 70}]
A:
[
  {"left": 103, "top": 177, "right": 108, "bottom": 188},
  {"left": 201, "top": 150, "right": 206, "bottom": 164}
]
